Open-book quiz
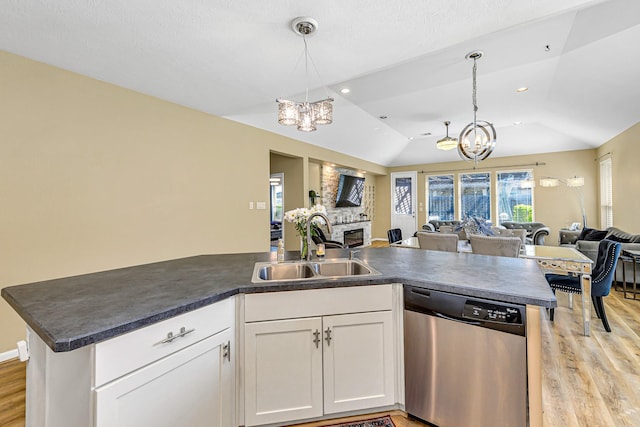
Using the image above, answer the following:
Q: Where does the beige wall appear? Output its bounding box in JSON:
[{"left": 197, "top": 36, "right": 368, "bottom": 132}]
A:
[
  {"left": 308, "top": 161, "right": 322, "bottom": 200},
  {"left": 380, "top": 150, "right": 599, "bottom": 243},
  {"left": 0, "top": 51, "right": 385, "bottom": 352},
  {"left": 597, "top": 122, "right": 640, "bottom": 233},
  {"left": 372, "top": 174, "right": 391, "bottom": 239}
]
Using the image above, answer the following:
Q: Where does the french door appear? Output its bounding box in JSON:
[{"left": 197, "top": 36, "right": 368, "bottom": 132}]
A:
[{"left": 390, "top": 171, "right": 418, "bottom": 240}]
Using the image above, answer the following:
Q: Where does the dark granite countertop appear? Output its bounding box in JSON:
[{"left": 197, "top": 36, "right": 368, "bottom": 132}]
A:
[{"left": 2, "top": 247, "right": 556, "bottom": 352}]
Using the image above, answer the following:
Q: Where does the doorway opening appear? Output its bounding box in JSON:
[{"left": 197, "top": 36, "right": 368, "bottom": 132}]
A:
[{"left": 270, "top": 172, "right": 284, "bottom": 248}]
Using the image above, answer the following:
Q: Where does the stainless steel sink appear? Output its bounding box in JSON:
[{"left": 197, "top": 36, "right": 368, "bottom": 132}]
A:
[
  {"left": 256, "top": 263, "right": 316, "bottom": 281},
  {"left": 310, "top": 259, "right": 374, "bottom": 276},
  {"left": 251, "top": 259, "right": 379, "bottom": 282}
]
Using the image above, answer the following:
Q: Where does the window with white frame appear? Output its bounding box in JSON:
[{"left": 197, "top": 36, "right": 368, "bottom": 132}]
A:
[
  {"left": 426, "top": 175, "right": 454, "bottom": 221},
  {"left": 496, "top": 170, "right": 534, "bottom": 225},
  {"left": 600, "top": 157, "right": 613, "bottom": 229},
  {"left": 460, "top": 172, "right": 491, "bottom": 220}
]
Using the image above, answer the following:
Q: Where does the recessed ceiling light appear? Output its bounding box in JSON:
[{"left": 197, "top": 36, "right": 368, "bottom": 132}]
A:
[
  {"left": 513, "top": 121, "right": 522, "bottom": 125},
  {"left": 379, "top": 115, "right": 388, "bottom": 119},
  {"left": 340, "top": 88, "right": 350, "bottom": 94},
  {"left": 516, "top": 87, "right": 528, "bottom": 93}
]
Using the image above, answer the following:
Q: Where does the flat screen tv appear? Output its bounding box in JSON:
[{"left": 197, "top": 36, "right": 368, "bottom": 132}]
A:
[{"left": 335, "top": 174, "right": 365, "bottom": 207}]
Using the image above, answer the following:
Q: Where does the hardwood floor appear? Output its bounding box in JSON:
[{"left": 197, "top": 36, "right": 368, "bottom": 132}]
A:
[
  {"left": 0, "top": 356, "right": 25, "bottom": 427},
  {"left": 370, "top": 239, "right": 391, "bottom": 248},
  {"left": 1, "top": 274, "right": 638, "bottom": 427},
  {"left": 540, "top": 289, "right": 640, "bottom": 426}
]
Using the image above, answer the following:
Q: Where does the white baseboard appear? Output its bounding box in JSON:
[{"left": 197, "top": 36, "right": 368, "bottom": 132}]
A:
[{"left": 0, "top": 348, "right": 19, "bottom": 363}]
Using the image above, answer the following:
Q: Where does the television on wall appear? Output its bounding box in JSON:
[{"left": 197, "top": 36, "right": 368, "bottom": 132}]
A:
[{"left": 335, "top": 174, "right": 365, "bottom": 207}]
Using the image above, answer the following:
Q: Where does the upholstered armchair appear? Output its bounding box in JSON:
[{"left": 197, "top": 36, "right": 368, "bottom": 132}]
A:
[
  {"left": 438, "top": 225, "right": 467, "bottom": 241},
  {"left": 500, "top": 221, "right": 550, "bottom": 245},
  {"left": 491, "top": 227, "right": 527, "bottom": 244},
  {"left": 423, "top": 220, "right": 462, "bottom": 232},
  {"left": 469, "top": 235, "right": 522, "bottom": 258},
  {"left": 559, "top": 229, "right": 581, "bottom": 246},
  {"left": 416, "top": 231, "right": 458, "bottom": 252}
]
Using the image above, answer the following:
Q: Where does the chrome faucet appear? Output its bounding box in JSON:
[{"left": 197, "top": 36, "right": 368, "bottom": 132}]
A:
[
  {"left": 306, "top": 212, "right": 332, "bottom": 261},
  {"left": 349, "top": 249, "right": 361, "bottom": 260}
]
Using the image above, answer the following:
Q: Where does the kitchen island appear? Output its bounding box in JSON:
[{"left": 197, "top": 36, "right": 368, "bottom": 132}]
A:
[{"left": 2, "top": 247, "right": 555, "bottom": 427}]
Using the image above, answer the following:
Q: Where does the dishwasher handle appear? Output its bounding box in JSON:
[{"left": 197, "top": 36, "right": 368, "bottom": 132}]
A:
[{"left": 433, "top": 311, "right": 483, "bottom": 326}]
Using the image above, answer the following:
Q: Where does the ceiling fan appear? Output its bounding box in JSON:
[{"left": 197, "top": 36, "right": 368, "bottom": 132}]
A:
[{"left": 408, "top": 121, "right": 459, "bottom": 151}]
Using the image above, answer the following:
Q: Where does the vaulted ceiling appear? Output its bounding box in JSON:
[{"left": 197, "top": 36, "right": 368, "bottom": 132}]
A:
[{"left": 2, "top": 0, "right": 639, "bottom": 166}]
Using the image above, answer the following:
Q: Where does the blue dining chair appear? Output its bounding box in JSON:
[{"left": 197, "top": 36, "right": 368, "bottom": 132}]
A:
[{"left": 545, "top": 239, "right": 622, "bottom": 332}]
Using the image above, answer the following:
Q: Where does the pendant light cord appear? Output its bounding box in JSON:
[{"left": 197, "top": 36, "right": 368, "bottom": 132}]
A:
[
  {"left": 472, "top": 58, "right": 478, "bottom": 124},
  {"left": 472, "top": 57, "right": 478, "bottom": 164},
  {"left": 303, "top": 35, "right": 310, "bottom": 104}
]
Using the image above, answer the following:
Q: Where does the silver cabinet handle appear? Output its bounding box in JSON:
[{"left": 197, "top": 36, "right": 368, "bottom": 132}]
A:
[
  {"left": 324, "top": 327, "right": 332, "bottom": 346},
  {"left": 154, "top": 326, "right": 195, "bottom": 346},
  {"left": 313, "top": 330, "right": 321, "bottom": 348},
  {"left": 222, "top": 340, "right": 231, "bottom": 362}
]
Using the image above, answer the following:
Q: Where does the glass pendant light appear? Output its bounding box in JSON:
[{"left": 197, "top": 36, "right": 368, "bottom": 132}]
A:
[{"left": 276, "top": 17, "right": 334, "bottom": 132}]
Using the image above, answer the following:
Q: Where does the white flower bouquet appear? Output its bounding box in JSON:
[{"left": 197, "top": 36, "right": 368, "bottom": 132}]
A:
[{"left": 284, "top": 205, "right": 328, "bottom": 259}]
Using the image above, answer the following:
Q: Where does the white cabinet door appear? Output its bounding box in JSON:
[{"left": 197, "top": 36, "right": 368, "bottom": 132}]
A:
[
  {"left": 95, "top": 328, "right": 233, "bottom": 427},
  {"left": 323, "top": 311, "right": 395, "bottom": 414},
  {"left": 244, "top": 317, "right": 323, "bottom": 426}
]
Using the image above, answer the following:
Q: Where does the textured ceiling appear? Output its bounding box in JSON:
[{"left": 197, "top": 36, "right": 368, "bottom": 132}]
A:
[{"left": 2, "top": 0, "right": 638, "bottom": 166}]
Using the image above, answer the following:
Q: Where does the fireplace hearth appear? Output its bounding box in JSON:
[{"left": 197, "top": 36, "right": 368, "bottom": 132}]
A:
[{"left": 344, "top": 228, "right": 364, "bottom": 248}]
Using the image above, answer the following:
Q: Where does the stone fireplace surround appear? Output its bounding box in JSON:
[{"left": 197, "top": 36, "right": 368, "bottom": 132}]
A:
[{"left": 319, "top": 165, "right": 372, "bottom": 247}]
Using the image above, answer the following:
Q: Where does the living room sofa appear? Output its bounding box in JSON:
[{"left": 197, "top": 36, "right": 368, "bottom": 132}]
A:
[
  {"left": 573, "top": 227, "right": 640, "bottom": 284},
  {"left": 500, "top": 221, "right": 551, "bottom": 246},
  {"left": 422, "top": 220, "right": 462, "bottom": 232}
]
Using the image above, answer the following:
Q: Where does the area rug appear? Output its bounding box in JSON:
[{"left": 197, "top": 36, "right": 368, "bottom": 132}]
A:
[{"left": 320, "top": 415, "right": 396, "bottom": 427}]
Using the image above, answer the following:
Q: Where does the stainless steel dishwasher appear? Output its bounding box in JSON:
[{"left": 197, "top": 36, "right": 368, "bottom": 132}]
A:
[{"left": 404, "top": 286, "right": 527, "bottom": 427}]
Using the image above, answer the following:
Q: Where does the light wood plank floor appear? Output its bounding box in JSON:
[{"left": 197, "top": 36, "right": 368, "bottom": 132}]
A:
[
  {"left": 0, "top": 356, "right": 26, "bottom": 427},
  {"left": 1, "top": 262, "right": 638, "bottom": 426}
]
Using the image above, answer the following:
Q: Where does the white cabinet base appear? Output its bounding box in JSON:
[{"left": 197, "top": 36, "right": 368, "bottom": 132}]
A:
[
  {"left": 244, "top": 318, "right": 323, "bottom": 426},
  {"left": 95, "top": 328, "right": 232, "bottom": 427},
  {"left": 25, "top": 298, "right": 236, "bottom": 427},
  {"left": 323, "top": 311, "right": 395, "bottom": 414},
  {"left": 244, "top": 286, "right": 398, "bottom": 426}
]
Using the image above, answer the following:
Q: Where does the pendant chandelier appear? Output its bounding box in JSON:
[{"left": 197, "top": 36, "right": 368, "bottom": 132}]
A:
[
  {"left": 276, "top": 17, "right": 334, "bottom": 132},
  {"left": 458, "top": 51, "right": 496, "bottom": 163},
  {"left": 436, "top": 121, "right": 458, "bottom": 150}
]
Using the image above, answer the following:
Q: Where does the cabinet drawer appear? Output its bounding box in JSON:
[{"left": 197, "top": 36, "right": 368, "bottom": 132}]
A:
[
  {"left": 245, "top": 285, "right": 392, "bottom": 322},
  {"left": 95, "top": 297, "right": 233, "bottom": 386}
]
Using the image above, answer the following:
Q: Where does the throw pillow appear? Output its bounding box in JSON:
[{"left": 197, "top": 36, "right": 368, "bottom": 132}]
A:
[
  {"left": 576, "top": 227, "right": 593, "bottom": 240},
  {"left": 606, "top": 234, "right": 631, "bottom": 243},
  {"left": 577, "top": 227, "right": 608, "bottom": 241},
  {"left": 584, "top": 229, "right": 608, "bottom": 241},
  {"left": 577, "top": 227, "right": 595, "bottom": 241}
]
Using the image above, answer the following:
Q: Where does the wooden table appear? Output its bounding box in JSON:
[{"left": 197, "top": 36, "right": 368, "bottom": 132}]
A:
[{"left": 521, "top": 245, "right": 593, "bottom": 336}]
